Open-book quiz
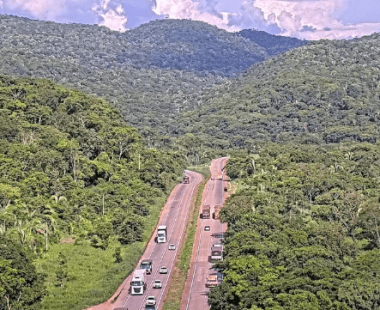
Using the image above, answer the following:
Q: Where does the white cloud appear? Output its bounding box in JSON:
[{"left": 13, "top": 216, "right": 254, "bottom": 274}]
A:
[
  {"left": 152, "top": 0, "right": 241, "bottom": 31},
  {"left": 92, "top": 0, "right": 128, "bottom": 32},
  {"left": 1, "top": 0, "right": 379, "bottom": 39},
  {"left": 152, "top": 0, "right": 380, "bottom": 39},
  {"left": 1, "top": 0, "right": 72, "bottom": 20},
  {"left": 244, "top": 0, "right": 380, "bottom": 39}
]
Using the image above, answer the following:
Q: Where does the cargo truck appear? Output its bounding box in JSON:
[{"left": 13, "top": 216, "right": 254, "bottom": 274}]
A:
[
  {"left": 156, "top": 225, "right": 167, "bottom": 243},
  {"left": 140, "top": 260, "right": 152, "bottom": 274},
  {"left": 200, "top": 205, "right": 211, "bottom": 219},
  {"left": 130, "top": 269, "right": 146, "bottom": 295}
]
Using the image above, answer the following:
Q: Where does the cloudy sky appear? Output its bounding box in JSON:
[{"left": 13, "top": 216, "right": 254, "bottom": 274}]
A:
[{"left": 1, "top": 0, "right": 380, "bottom": 40}]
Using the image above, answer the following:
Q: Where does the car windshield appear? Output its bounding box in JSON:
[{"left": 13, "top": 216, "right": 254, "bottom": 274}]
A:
[
  {"left": 131, "top": 281, "right": 143, "bottom": 286},
  {"left": 158, "top": 233, "right": 165, "bottom": 237}
]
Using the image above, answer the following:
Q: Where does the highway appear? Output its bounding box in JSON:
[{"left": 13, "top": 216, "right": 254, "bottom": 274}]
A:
[
  {"left": 109, "top": 170, "right": 203, "bottom": 310},
  {"left": 181, "top": 158, "right": 229, "bottom": 310}
]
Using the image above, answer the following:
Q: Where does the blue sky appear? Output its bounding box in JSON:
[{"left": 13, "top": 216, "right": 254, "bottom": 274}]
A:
[{"left": 1, "top": 0, "right": 380, "bottom": 39}]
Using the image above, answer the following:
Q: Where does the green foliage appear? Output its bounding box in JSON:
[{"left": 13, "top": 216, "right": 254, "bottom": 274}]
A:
[
  {"left": 238, "top": 29, "right": 308, "bottom": 56},
  {"left": 0, "top": 15, "right": 308, "bottom": 143},
  {"left": 113, "top": 247, "right": 122, "bottom": 263},
  {"left": 180, "top": 33, "right": 380, "bottom": 147},
  {"left": 0, "top": 75, "right": 186, "bottom": 308},
  {"left": 0, "top": 235, "right": 46, "bottom": 310},
  {"left": 209, "top": 143, "right": 380, "bottom": 310},
  {"left": 55, "top": 252, "right": 68, "bottom": 288}
]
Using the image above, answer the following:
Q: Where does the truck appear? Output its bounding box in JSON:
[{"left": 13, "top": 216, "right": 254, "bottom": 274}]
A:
[
  {"left": 156, "top": 225, "right": 167, "bottom": 243},
  {"left": 130, "top": 269, "right": 146, "bottom": 295},
  {"left": 212, "top": 205, "right": 222, "bottom": 220},
  {"left": 183, "top": 176, "right": 190, "bottom": 184},
  {"left": 206, "top": 274, "right": 220, "bottom": 288},
  {"left": 211, "top": 244, "right": 224, "bottom": 261},
  {"left": 140, "top": 260, "right": 152, "bottom": 274},
  {"left": 200, "top": 205, "right": 211, "bottom": 219}
]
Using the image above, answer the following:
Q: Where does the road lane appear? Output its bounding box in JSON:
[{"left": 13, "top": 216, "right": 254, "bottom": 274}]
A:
[
  {"left": 182, "top": 158, "right": 229, "bottom": 310},
  {"left": 107, "top": 170, "right": 202, "bottom": 310}
]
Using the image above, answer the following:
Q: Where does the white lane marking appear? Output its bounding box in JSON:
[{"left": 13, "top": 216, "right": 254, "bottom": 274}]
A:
[
  {"left": 122, "top": 172, "right": 200, "bottom": 309},
  {"left": 186, "top": 158, "right": 227, "bottom": 310},
  {"left": 185, "top": 217, "right": 205, "bottom": 310},
  {"left": 122, "top": 172, "right": 202, "bottom": 310},
  {"left": 155, "top": 172, "right": 202, "bottom": 309}
]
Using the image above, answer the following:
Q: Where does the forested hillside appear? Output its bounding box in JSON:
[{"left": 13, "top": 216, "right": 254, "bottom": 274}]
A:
[
  {"left": 0, "top": 75, "right": 185, "bottom": 309},
  {"left": 180, "top": 33, "right": 380, "bottom": 148},
  {"left": 0, "top": 15, "right": 228, "bottom": 135},
  {"left": 209, "top": 143, "right": 380, "bottom": 310},
  {"left": 0, "top": 15, "right": 307, "bottom": 137},
  {"left": 238, "top": 29, "right": 308, "bottom": 56}
]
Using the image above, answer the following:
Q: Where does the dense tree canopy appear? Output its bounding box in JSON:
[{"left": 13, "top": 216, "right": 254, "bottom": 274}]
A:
[
  {"left": 0, "top": 75, "right": 186, "bottom": 307},
  {"left": 180, "top": 33, "right": 380, "bottom": 148},
  {"left": 238, "top": 29, "right": 308, "bottom": 56},
  {"left": 0, "top": 15, "right": 306, "bottom": 137},
  {"left": 1, "top": 13, "right": 380, "bottom": 310},
  {"left": 209, "top": 143, "right": 380, "bottom": 310},
  {"left": 0, "top": 235, "right": 46, "bottom": 310}
]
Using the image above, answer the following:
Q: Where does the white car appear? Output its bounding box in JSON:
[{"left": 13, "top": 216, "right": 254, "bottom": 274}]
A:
[
  {"left": 146, "top": 296, "right": 156, "bottom": 305},
  {"left": 153, "top": 280, "right": 162, "bottom": 289},
  {"left": 168, "top": 244, "right": 176, "bottom": 250},
  {"left": 159, "top": 266, "right": 168, "bottom": 274}
]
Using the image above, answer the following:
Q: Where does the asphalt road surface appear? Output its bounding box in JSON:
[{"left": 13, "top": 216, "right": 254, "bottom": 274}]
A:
[
  {"left": 110, "top": 170, "right": 203, "bottom": 310},
  {"left": 182, "top": 158, "right": 229, "bottom": 310}
]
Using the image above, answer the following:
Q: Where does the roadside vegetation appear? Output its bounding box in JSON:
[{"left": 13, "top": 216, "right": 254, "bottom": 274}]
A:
[
  {"left": 2, "top": 13, "right": 380, "bottom": 310},
  {"left": 209, "top": 143, "right": 380, "bottom": 310},
  {"left": 36, "top": 194, "right": 168, "bottom": 310},
  {"left": 0, "top": 75, "right": 185, "bottom": 309}
]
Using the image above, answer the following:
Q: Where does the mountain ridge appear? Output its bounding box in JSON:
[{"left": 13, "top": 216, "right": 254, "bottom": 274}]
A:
[
  {"left": 0, "top": 14, "right": 307, "bottom": 135},
  {"left": 178, "top": 32, "right": 380, "bottom": 148}
]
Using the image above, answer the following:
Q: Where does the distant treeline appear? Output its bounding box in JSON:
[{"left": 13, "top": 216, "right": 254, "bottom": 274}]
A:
[
  {"left": 0, "top": 15, "right": 306, "bottom": 137},
  {"left": 180, "top": 33, "right": 380, "bottom": 148}
]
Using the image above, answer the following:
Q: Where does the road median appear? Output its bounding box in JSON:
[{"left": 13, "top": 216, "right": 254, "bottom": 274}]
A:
[{"left": 162, "top": 166, "right": 210, "bottom": 310}]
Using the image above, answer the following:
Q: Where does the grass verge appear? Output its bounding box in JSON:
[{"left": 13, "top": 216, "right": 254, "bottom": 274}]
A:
[
  {"left": 162, "top": 164, "right": 210, "bottom": 310},
  {"left": 35, "top": 190, "right": 173, "bottom": 310}
]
